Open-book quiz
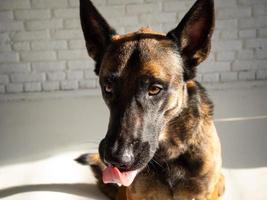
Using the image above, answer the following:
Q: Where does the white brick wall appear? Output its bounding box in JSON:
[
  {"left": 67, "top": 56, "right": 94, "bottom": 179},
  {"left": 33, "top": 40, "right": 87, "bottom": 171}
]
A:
[{"left": 0, "top": 0, "right": 267, "bottom": 94}]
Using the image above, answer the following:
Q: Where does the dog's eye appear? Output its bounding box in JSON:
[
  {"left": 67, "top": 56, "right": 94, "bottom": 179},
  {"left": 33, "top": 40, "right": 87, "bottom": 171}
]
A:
[
  {"left": 104, "top": 83, "right": 113, "bottom": 94},
  {"left": 148, "top": 84, "right": 162, "bottom": 96}
]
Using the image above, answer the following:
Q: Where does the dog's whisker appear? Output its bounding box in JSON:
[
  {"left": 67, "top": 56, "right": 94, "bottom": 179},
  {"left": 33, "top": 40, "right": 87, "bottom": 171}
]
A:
[{"left": 152, "top": 159, "right": 164, "bottom": 169}]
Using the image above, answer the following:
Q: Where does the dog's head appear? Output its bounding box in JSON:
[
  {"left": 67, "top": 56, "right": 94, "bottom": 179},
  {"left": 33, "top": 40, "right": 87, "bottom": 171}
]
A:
[{"left": 80, "top": 0, "right": 214, "bottom": 173}]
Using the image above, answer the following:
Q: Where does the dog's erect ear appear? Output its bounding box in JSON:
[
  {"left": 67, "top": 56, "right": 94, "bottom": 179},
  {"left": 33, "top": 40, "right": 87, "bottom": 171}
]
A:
[
  {"left": 80, "top": 0, "right": 116, "bottom": 75},
  {"left": 167, "top": 0, "right": 215, "bottom": 80}
]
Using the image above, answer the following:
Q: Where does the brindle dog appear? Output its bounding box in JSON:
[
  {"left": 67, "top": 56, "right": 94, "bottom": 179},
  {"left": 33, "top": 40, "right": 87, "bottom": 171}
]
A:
[{"left": 76, "top": 0, "right": 225, "bottom": 199}]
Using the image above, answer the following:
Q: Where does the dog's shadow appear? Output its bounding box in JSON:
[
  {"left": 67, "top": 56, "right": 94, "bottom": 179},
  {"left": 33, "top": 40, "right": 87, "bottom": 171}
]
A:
[{"left": 0, "top": 183, "right": 108, "bottom": 199}]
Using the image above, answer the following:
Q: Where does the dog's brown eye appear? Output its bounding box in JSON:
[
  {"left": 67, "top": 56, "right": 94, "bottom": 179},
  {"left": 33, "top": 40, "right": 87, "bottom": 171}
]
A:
[
  {"left": 148, "top": 84, "right": 162, "bottom": 96},
  {"left": 104, "top": 83, "right": 113, "bottom": 94}
]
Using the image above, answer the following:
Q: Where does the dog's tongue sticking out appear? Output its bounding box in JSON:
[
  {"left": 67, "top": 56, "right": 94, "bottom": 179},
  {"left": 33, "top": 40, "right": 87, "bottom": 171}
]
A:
[{"left": 102, "top": 166, "right": 138, "bottom": 187}]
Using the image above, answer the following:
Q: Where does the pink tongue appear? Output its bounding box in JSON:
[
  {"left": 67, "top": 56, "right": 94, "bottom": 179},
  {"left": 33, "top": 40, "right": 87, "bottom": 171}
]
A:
[{"left": 102, "top": 166, "right": 138, "bottom": 187}]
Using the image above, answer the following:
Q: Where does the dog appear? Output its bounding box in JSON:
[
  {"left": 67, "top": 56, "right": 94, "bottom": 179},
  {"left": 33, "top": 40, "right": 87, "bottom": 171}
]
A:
[{"left": 76, "top": 0, "right": 225, "bottom": 199}]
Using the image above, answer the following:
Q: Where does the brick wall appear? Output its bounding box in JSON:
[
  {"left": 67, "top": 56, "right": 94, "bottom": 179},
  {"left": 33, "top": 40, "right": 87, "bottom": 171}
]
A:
[{"left": 0, "top": 0, "right": 267, "bottom": 94}]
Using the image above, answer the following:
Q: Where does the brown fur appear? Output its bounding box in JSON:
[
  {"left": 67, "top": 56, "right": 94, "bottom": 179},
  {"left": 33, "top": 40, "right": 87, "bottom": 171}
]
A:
[{"left": 77, "top": 0, "right": 224, "bottom": 199}]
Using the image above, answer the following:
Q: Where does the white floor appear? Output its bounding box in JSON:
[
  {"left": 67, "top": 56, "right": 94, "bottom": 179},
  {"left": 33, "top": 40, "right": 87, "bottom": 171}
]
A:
[
  {"left": 0, "top": 148, "right": 267, "bottom": 200},
  {"left": 0, "top": 83, "right": 267, "bottom": 199}
]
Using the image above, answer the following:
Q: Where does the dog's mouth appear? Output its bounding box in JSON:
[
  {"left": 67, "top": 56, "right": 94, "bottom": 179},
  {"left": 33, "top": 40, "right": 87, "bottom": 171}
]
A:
[{"left": 102, "top": 165, "right": 139, "bottom": 186}]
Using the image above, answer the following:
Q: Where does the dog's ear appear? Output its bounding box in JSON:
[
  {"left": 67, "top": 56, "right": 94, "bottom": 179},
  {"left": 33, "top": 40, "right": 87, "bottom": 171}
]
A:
[
  {"left": 167, "top": 0, "right": 214, "bottom": 80},
  {"left": 80, "top": 0, "right": 116, "bottom": 75}
]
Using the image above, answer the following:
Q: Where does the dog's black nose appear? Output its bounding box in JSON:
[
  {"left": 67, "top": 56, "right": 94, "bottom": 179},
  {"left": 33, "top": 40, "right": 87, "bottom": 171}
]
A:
[{"left": 106, "top": 149, "right": 134, "bottom": 170}]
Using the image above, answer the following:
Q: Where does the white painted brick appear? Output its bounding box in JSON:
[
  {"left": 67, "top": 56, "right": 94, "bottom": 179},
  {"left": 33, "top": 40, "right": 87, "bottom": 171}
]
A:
[
  {"left": 26, "top": 19, "right": 63, "bottom": 31},
  {"left": 162, "top": 23, "right": 177, "bottom": 33},
  {"left": 216, "top": 19, "right": 238, "bottom": 30},
  {"left": 43, "top": 81, "right": 59, "bottom": 91},
  {"left": 232, "top": 61, "right": 257, "bottom": 71},
  {"left": 214, "top": 40, "right": 243, "bottom": 51},
  {"left": 89, "top": 0, "right": 106, "bottom": 6},
  {"left": 0, "top": 21, "right": 24, "bottom": 32},
  {"left": 125, "top": 25, "right": 145, "bottom": 33},
  {"left": 68, "top": 40, "right": 86, "bottom": 49},
  {"left": 12, "top": 31, "right": 49, "bottom": 41},
  {"left": 107, "top": 0, "right": 143, "bottom": 4},
  {"left": 0, "top": 74, "right": 9, "bottom": 84},
  {"left": 14, "top": 10, "right": 51, "bottom": 20},
  {"left": 195, "top": 74, "right": 202, "bottom": 82},
  {"left": 58, "top": 49, "right": 88, "bottom": 60},
  {"left": 239, "top": 29, "right": 256, "bottom": 39},
  {"left": 54, "top": 9, "right": 79, "bottom": 18},
  {"left": 220, "top": 72, "right": 238, "bottom": 82},
  {"left": 32, "top": 0, "right": 68, "bottom": 8},
  {"left": 139, "top": 13, "right": 177, "bottom": 24},
  {"left": 0, "top": 44, "right": 11, "bottom": 52},
  {"left": 127, "top": 3, "right": 160, "bottom": 14},
  {"left": 67, "top": 60, "right": 94, "bottom": 70},
  {"left": 245, "top": 38, "right": 267, "bottom": 49},
  {"left": 0, "top": 33, "right": 9, "bottom": 44},
  {"left": 199, "top": 62, "right": 231, "bottom": 73},
  {"left": 0, "top": 52, "right": 19, "bottom": 63},
  {"left": 67, "top": 70, "right": 84, "bottom": 80},
  {"left": 217, "top": 7, "right": 251, "bottom": 19},
  {"left": 253, "top": 4, "right": 267, "bottom": 16},
  {"left": 237, "top": 50, "right": 254, "bottom": 60},
  {"left": 84, "top": 69, "right": 96, "bottom": 79},
  {"left": 51, "top": 30, "right": 83, "bottom": 40},
  {"left": 47, "top": 72, "right": 65, "bottom": 81},
  {"left": 202, "top": 73, "right": 220, "bottom": 83},
  {"left": 239, "top": 16, "right": 267, "bottom": 29},
  {"left": 238, "top": 71, "right": 256, "bottom": 81},
  {"left": 63, "top": 19, "right": 81, "bottom": 29},
  {"left": 257, "top": 60, "right": 267, "bottom": 69},
  {"left": 215, "top": 0, "right": 237, "bottom": 8},
  {"left": 212, "top": 30, "right": 220, "bottom": 41},
  {"left": 0, "top": 63, "right": 30, "bottom": 73},
  {"left": 259, "top": 28, "right": 267, "bottom": 37},
  {"left": 256, "top": 50, "right": 267, "bottom": 59},
  {"left": 79, "top": 80, "right": 97, "bottom": 89},
  {"left": 24, "top": 82, "right": 41, "bottom": 92},
  {"left": 31, "top": 40, "right": 67, "bottom": 50},
  {"left": 32, "top": 61, "right": 65, "bottom": 72},
  {"left": 216, "top": 51, "right": 236, "bottom": 61},
  {"left": 68, "top": 0, "right": 79, "bottom": 7},
  {"left": 116, "top": 27, "right": 126, "bottom": 34},
  {"left": 99, "top": 6, "right": 125, "bottom": 18},
  {"left": 0, "top": 85, "right": 5, "bottom": 93},
  {"left": 0, "top": 0, "right": 30, "bottom": 10},
  {"left": 256, "top": 70, "right": 267, "bottom": 80},
  {"left": 0, "top": 0, "right": 265, "bottom": 94},
  {"left": 11, "top": 73, "right": 45, "bottom": 83},
  {"left": 13, "top": 42, "right": 30, "bottom": 51},
  {"left": 0, "top": 11, "right": 13, "bottom": 20},
  {"left": 109, "top": 16, "right": 139, "bottom": 27},
  {"left": 238, "top": 0, "right": 267, "bottom": 5},
  {"left": 6, "top": 83, "right": 23, "bottom": 93},
  {"left": 163, "top": 1, "right": 187, "bottom": 12},
  {"left": 61, "top": 80, "right": 78, "bottom": 90},
  {"left": 21, "top": 51, "right": 56, "bottom": 62},
  {"left": 220, "top": 30, "right": 238, "bottom": 39},
  {"left": 206, "top": 53, "right": 216, "bottom": 62}
]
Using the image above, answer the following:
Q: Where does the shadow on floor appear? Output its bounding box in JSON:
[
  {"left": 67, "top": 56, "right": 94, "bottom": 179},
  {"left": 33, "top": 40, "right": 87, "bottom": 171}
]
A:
[{"left": 0, "top": 183, "right": 107, "bottom": 199}]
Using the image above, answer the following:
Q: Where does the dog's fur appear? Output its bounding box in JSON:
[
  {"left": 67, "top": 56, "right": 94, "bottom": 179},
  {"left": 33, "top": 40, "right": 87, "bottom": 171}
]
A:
[{"left": 77, "top": 0, "right": 225, "bottom": 199}]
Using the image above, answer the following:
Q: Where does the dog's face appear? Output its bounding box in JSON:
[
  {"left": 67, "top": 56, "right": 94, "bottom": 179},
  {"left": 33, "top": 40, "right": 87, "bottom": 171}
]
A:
[{"left": 80, "top": 0, "right": 214, "bottom": 172}]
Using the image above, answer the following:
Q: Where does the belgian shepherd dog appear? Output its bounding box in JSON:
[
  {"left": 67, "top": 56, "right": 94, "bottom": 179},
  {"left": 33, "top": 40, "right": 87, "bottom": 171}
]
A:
[{"left": 76, "top": 0, "right": 225, "bottom": 199}]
